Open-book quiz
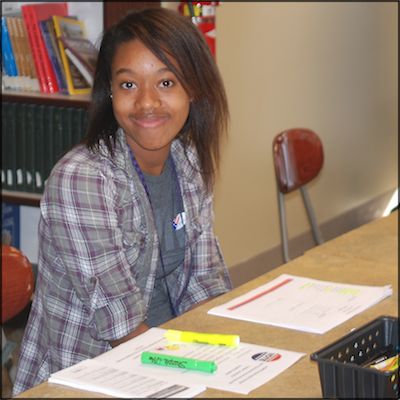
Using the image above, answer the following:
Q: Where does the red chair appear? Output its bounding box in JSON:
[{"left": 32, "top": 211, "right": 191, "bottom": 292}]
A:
[
  {"left": 1, "top": 244, "right": 35, "bottom": 323},
  {"left": 272, "top": 128, "right": 324, "bottom": 262}
]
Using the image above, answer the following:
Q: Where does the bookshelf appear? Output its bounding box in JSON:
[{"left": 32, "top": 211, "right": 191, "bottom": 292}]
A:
[{"left": 1, "top": 1, "right": 161, "bottom": 207}]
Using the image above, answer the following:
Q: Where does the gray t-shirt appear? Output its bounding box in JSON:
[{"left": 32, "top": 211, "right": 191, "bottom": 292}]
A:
[{"left": 143, "top": 157, "right": 185, "bottom": 327}]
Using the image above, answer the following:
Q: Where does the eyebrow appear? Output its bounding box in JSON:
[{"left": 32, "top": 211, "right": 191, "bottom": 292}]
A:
[{"left": 114, "top": 66, "right": 172, "bottom": 76}]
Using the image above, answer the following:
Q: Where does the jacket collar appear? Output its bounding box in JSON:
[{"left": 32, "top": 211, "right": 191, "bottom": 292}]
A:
[{"left": 99, "top": 129, "right": 201, "bottom": 187}]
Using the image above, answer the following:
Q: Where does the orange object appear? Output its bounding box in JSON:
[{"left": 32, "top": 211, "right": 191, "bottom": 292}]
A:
[{"left": 1, "top": 244, "right": 35, "bottom": 323}]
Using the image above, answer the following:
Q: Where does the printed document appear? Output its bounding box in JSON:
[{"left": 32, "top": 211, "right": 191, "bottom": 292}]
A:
[
  {"left": 208, "top": 274, "right": 392, "bottom": 334},
  {"left": 49, "top": 327, "right": 305, "bottom": 396}
]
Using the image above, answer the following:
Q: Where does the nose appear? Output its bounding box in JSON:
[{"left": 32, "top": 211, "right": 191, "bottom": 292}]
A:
[{"left": 135, "top": 86, "right": 161, "bottom": 111}]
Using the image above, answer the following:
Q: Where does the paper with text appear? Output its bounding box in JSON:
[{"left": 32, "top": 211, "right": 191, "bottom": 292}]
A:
[
  {"left": 49, "top": 327, "right": 305, "bottom": 396},
  {"left": 208, "top": 274, "right": 392, "bottom": 334}
]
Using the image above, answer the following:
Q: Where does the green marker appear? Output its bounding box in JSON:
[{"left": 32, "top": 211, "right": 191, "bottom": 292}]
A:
[{"left": 141, "top": 351, "right": 217, "bottom": 373}]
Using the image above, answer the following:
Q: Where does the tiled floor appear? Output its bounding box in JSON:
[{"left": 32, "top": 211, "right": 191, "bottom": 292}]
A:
[{"left": 2, "top": 305, "right": 30, "bottom": 399}]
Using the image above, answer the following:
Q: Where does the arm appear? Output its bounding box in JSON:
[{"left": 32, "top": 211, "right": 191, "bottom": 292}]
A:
[
  {"left": 110, "top": 322, "right": 149, "bottom": 347},
  {"left": 43, "top": 156, "right": 147, "bottom": 342},
  {"left": 177, "top": 191, "right": 232, "bottom": 314}
]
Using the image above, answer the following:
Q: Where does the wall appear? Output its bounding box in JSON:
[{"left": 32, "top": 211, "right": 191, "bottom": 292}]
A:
[{"left": 212, "top": 2, "right": 398, "bottom": 271}]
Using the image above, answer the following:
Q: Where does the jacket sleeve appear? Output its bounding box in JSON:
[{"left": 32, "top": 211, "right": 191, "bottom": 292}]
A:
[
  {"left": 176, "top": 190, "right": 232, "bottom": 314},
  {"left": 41, "top": 158, "right": 146, "bottom": 341}
]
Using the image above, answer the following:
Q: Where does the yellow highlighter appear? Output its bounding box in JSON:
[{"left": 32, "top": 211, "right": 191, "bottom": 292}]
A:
[{"left": 165, "top": 329, "right": 240, "bottom": 347}]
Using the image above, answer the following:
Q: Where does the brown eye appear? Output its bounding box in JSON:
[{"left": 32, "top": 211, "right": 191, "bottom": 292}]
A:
[
  {"left": 121, "top": 82, "right": 136, "bottom": 89},
  {"left": 160, "top": 79, "right": 174, "bottom": 88}
]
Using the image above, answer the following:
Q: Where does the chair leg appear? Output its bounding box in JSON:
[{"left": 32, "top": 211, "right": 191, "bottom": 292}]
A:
[
  {"left": 277, "top": 191, "right": 290, "bottom": 263},
  {"left": 300, "top": 186, "right": 324, "bottom": 245}
]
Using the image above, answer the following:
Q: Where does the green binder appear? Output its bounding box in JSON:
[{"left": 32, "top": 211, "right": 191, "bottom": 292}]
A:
[
  {"left": 61, "top": 106, "right": 73, "bottom": 153},
  {"left": 15, "top": 103, "right": 26, "bottom": 192},
  {"left": 5, "top": 103, "right": 17, "bottom": 190},
  {"left": 25, "top": 104, "right": 36, "bottom": 193},
  {"left": 53, "top": 106, "right": 64, "bottom": 166},
  {"left": 2, "top": 102, "right": 8, "bottom": 189},
  {"left": 43, "top": 105, "right": 54, "bottom": 182},
  {"left": 34, "top": 104, "right": 45, "bottom": 193}
]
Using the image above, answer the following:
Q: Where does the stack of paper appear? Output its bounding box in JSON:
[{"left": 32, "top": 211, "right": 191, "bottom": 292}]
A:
[
  {"left": 208, "top": 274, "right": 392, "bottom": 334},
  {"left": 49, "top": 327, "right": 305, "bottom": 397}
]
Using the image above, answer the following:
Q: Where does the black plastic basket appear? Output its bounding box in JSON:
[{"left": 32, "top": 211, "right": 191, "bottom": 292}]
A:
[{"left": 310, "top": 316, "right": 399, "bottom": 399}]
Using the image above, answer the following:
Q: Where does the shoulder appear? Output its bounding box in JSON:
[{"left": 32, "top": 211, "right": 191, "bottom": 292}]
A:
[
  {"left": 171, "top": 139, "right": 201, "bottom": 181},
  {"left": 43, "top": 140, "right": 130, "bottom": 201}
]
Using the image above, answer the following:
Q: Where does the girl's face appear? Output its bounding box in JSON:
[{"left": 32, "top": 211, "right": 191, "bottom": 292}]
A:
[{"left": 110, "top": 39, "right": 190, "bottom": 166}]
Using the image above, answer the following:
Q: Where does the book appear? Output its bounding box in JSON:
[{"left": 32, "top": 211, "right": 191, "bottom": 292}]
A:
[
  {"left": 43, "top": 105, "right": 55, "bottom": 182},
  {"left": 60, "top": 37, "right": 98, "bottom": 86},
  {"left": 71, "top": 108, "right": 86, "bottom": 146},
  {"left": 61, "top": 107, "right": 73, "bottom": 153},
  {"left": 5, "top": 16, "right": 25, "bottom": 90},
  {"left": 15, "top": 104, "right": 27, "bottom": 192},
  {"left": 1, "top": 16, "right": 19, "bottom": 90},
  {"left": 8, "top": 16, "right": 38, "bottom": 92},
  {"left": 52, "top": 15, "right": 92, "bottom": 95},
  {"left": 2, "top": 102, "right": 8, "bottom": 187},
  {"left": 53, "top": 107, "right": 64, "bottom": 165},
  {"left": 2, "top": 203, "right": 21, "bottom": 249},
  {"left": 15, "top": 16, "right": 40, "bottom": 92},
  {"left": 4, "top": 103, "right": 17, "bottom": 190},
  {"left": 21, "top": 2, "right": 68, "bottom": 93},
  {"left": 34, "top": 105, "right": 45, "bottom": 193},
  {"left": 39, "top": 19, "right": 68, "bottom": 93},
  {"left": 25, "top": 104, "right": 36, "bottom": 193}
]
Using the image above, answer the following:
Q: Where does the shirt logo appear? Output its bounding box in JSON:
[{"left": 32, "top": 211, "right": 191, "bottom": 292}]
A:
[{"left": 172, "top": 212, "right": 186, "bottom": 231}]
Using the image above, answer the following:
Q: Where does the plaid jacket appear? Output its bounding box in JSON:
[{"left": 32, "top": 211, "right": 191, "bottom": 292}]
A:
[{"left": 13, "top": 129, "right": 232, "bottom": 395}]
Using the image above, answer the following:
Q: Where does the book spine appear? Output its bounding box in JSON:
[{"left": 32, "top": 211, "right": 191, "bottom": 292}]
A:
[
  {"left": 61, "top": 107, "right": 73, "bottom": 153},
  {"left": 27, "top": 6, "right": 60, "bottom": 93},
  {"left": 21, "top": 6, "right": 49, "bottom": 93},
  {"left": 25, "top": 104, "right": 36, "bottom": 193},
  {"left": 39, "top": 19, "right": 67, "bottom": 93},
  {"left": 1, "top": 17, "right": 19, "bottom": 91},
  {"left": 47, "top": 18, "right": 69, "bottom": 93},
  {"left": 1, "top": 17, "right": 18, "bottom": 76},
  {"left": 34, "top": 105, "right": 45, "bottom": 193},
  {"left": 2, "top": 102, "right": 8, "bottom": 188},
  {"left": 5, "top": 103, "right": 17, "bottom": 190},
  {"left": 43, "top": 106, "right": 55, "bottom": 181},
  {"left": 6, "top": 16, "right": 24, "bottom": 91},
  {"left": 15, "top": 104, "right": 27, "bottom": 192},
  {"left": 71, "top": 108, "right": 85, "bottom": 146},
  {"left": 15, "top": 16, "right": 40, "bottom": 92},
  {"left": 1, "top": 203, "right": 21, "bottom": 249},
  {"left": 53, "top": 107, "right": 64, "bottom": 164}
]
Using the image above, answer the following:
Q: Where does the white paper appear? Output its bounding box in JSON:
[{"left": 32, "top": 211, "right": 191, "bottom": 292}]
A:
[
  {"left": 49, "top": 357, "right": 205, "bottom": 399},
  {"left": 50, "top": 327, "right": 305, "bottom": 396},
  {"left": 208, "top": 274, "right": 392, "bottom": 334}
]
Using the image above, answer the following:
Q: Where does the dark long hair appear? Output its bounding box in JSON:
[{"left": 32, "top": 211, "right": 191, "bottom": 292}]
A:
[{"left": 84, "top": 7, "right": 229, "bottom": 191}]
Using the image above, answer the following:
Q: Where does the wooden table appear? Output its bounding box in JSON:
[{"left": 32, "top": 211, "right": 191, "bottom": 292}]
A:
[{"left": 15, "top": 212, "right": 398, "bottom": 398}]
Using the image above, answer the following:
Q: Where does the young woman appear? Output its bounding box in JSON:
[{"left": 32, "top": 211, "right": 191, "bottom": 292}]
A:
[{"left": 13, "top": 7, "right": 231, "bottom": 395}]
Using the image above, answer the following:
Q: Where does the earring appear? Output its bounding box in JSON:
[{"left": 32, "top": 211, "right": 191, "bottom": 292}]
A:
[{"left": 110, "top": 93, "right": 113, "bottom": 99}]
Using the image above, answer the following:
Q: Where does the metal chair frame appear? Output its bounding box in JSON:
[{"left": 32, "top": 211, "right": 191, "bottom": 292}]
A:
[{"left": 273, "top": 128, "right": 324, "bottom": 263}]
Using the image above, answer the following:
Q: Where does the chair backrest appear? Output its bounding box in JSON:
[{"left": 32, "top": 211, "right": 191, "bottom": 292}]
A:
[
  {"left": 272, "top": 128, "right": 324, "bottom": 262},
  {"left": 273, "top": 128, "right": 324, "bottom": 194}
]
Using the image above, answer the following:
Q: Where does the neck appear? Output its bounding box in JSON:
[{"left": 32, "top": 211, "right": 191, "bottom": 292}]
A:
[{"left": 128, "top": 143, "right": 170, "bottom": 176}]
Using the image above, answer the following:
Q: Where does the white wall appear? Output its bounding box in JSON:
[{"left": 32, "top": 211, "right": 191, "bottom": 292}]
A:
[{"left": 214, "top": 2, "right": 398, "bottom": 267}]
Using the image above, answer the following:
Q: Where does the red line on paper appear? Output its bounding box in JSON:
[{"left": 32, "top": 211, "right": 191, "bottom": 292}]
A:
[{"left": 227, "top": 278, "right": 293, "bottom": 311}]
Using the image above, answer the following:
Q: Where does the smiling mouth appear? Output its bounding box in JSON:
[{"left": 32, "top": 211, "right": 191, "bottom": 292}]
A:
[{"left": 132, "top": 114, "right": 168, "bottom": 129}]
